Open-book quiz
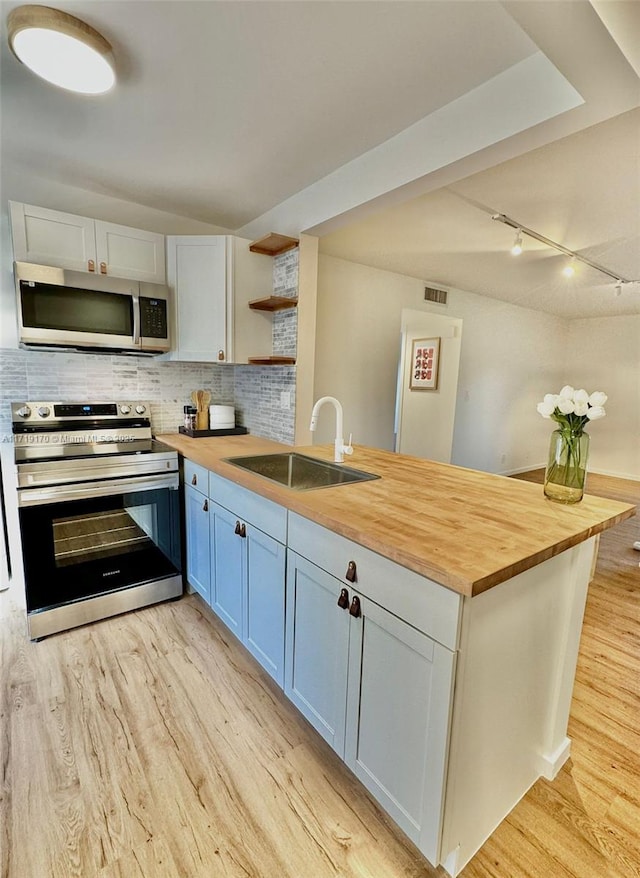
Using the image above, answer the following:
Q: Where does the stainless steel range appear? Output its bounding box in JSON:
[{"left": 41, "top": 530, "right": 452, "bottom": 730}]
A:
[{"left": 12, "top": 400, "right": 182, "bottom": 640}]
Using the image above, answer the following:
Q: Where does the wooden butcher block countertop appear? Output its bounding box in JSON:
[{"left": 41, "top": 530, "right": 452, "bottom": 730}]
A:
[{"left": 157, "top": 433, "right": 635, "bottom": 598}]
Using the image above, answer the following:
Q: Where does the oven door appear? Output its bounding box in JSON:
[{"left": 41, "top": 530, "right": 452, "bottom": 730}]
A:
[{"left": 19, "top": 482, "right": 181, "bottom": 614}]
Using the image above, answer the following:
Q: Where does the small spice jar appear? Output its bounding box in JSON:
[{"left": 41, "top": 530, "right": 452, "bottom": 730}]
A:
[{"left": 183, "top": 405, "right": 197, "bottom": 431}]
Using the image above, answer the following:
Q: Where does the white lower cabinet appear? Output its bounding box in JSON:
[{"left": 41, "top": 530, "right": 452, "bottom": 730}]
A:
[
  {"left": 344, "top": 592, "right": 456, "bottom": 864},
  {"left": 184, "top": 483, "right": 211, "bottom": 604},
  {"left": 285, "top": 548, "right": 456, "bottom": 865},
  {"left": 210, "top": 501, "right": 245, "bottom": 637},
  {"left": 284, "top": 553, "right": 351, "bottom": 754},
  {"left": 244, "top": 524, "right": 286, "bottom": 685},
  {"left": 183, "top": 466, "right": 461, "bottom": 869},
  {"left": 207, "top": 473, "right": 287, "bottom": 686},
  {"left": 182, "top": 462, "right": 592, "bottom": 876}
]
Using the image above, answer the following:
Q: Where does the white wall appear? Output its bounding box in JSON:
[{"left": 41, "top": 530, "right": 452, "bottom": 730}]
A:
[
  {"left": 565, "top": 316, "right": 640, "bottom": 480},
  {"left": 315, "top": 255, "right": 569, "bottom": 474},
  {"left": 314, "top": 255, "right": 410, "bottom": 450}
]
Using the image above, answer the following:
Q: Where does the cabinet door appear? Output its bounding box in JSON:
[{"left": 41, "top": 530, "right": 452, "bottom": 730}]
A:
[
  {"left": 285, "top": 552, "right": 350, "bottom": 757},
  {"left": 166, "top": 236, "right": 228, "bottom": 362},
  {"left": 95, "top": 221, "right": 166, "bottom": 283},
  {"left": 210, "top": 501, "right": 245, "bottom": 637},
  {"left": 10, "top": 201, "right": 97, "bottom": 272},
  {"left": 184, "top": 485, "right": 211, "bottom": 603},
  {"left": 344, "top": 596, "right": 455, "bottom": 865},
  {"left": 245, "top": 525, "right": 286, "bottom": 686}
]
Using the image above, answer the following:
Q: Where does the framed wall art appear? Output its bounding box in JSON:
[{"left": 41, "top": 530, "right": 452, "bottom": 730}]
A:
[{"left": 409, "top": 337, "right": 440, "bottom": 391}]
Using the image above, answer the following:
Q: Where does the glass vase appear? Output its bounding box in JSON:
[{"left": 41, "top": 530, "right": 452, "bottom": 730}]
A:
[{"left": 544, "top": 429, "right": 590, "bottom": 504}]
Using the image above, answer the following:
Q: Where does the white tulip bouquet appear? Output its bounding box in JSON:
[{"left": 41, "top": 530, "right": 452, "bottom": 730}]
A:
[
  {"left": 537, "top": 385, "right": 607, "bottom": 435},
  {"left": 537, "top": 386, "right": 607, "bottom": 502}
]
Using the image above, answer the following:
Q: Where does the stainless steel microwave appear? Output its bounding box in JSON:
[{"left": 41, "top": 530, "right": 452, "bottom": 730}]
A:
[{"left": 14, "top": 261, "right": 171, "bottom": 354}]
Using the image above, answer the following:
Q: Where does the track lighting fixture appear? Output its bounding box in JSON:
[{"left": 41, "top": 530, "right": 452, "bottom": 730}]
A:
[
  {"left": 7, "top": 5, "right": 116, "bottom": 94},
  {"left": 492, "top": 213, "right": 638, "bottom": 287},
  {"left": 510, "top": 230, "right": 523, "bottom": 256}
]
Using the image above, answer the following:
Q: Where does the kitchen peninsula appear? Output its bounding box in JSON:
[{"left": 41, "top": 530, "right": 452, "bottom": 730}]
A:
[{"left": 159, "top": 432, "right": 635, "bottom": 876}]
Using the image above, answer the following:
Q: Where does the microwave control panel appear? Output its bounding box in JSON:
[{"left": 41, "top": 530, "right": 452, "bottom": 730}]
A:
[{"left": 139, "top": 297, "right": 168, "bottom": 339}]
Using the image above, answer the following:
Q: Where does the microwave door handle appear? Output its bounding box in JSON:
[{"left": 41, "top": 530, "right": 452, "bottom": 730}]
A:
[{"left": 132, "top": 293, "right": 140, "bottom": 345}]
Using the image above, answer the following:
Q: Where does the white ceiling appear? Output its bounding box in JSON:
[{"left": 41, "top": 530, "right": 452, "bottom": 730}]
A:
[
  {"left": 319, "top": 108, "right": 640, "bottom": 319},
  {"left": 0, "top": 0, "right": 538, "bottom": 228},
  {"left": 1, "top": 1, "right": 639, "bottom": 319}
]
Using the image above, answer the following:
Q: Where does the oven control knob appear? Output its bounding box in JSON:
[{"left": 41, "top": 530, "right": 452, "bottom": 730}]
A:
[
  {"left": 37, "top": 406, "right": 51, "bottom": 418},
  {"left": 120, "top": 404, "right": 131, "bottom": 414},
  {"left": 135, "top": 404, "right": 146, "bottom": 415},
  {"left": 17, "top": 405, "right": 31, "bottom": 418}
]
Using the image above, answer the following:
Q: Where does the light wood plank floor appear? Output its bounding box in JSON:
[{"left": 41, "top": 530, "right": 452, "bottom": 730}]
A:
[{"left": 1, "top": 471, "right": 638, "bottom": 878}]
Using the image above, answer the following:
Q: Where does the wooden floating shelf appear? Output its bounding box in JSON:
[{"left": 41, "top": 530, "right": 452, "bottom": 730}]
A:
[
  {"left": 249, "top": 233, "right": 299, "bottom": 256},
  {"left": 249, "top": 296, "right": 298, "bottom": 312},
  {"left": 247, "top": 356, "right": 296, "bottom": 365}
]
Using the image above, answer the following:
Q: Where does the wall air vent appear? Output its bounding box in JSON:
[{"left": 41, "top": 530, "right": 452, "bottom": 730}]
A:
[{"left": 424, "top": 285, "right": 448, "bottom": 304}]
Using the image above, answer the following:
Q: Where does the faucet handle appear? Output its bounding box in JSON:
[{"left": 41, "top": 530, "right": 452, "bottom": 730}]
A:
[{"left": 343, "top": 433, "right": 354, "bottom": 456}]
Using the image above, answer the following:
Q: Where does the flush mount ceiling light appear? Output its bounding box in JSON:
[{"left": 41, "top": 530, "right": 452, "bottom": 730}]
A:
[
  {"left": 492, "top": 213, "right": 639, "bottom": 290},
  {"left": 7, "top": 4, "right": 115, "bottom": 95}
]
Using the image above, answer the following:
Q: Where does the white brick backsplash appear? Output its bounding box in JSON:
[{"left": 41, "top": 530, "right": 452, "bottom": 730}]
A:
[
  {"left": 0, "top": 248, "right": 299, "bottom": 445},
  {"left": 0, "top": 349, "right": 296, "bottom": 444},
  {"left": 272, "top": 248, "right": 298, "bottom": 360}
]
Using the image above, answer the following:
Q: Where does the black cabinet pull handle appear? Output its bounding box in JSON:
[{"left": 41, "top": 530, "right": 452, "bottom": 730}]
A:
[
  {"left": 337, "top": 588, "right": 349, "bottom": 609},
  {"left": 234, "top": 520, "right": 242, "bottom": 535},
  {"left": 202, "top": 499, "right": 208, "bottom": 512},
  {"left": 191, "top": 473, "right": 198, "bottom": 485},
  {"left": 349, "top": 596, "right": 361, "bottom": 618},
  {"left": 345, "top": 560, "right": 357, "bottom": 583},
  {"left": 240, "top": 523, "right": 246, "bottom": 538}
]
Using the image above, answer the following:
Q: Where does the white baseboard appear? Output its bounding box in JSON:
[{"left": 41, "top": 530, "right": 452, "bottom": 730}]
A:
[
  {"left": 537, "top": 736, "right": 572, "bottom": 780},
  {"left": 499, "top": 463, "right": 546, "bottom": 476}
]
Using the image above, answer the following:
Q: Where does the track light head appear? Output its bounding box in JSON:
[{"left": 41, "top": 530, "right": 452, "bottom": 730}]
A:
[
  {"left": 491, "top": 212, "right": 637, "bottom": 287},
  {"left": 510, "top": 231, "right": 523, "bottom": 256}
]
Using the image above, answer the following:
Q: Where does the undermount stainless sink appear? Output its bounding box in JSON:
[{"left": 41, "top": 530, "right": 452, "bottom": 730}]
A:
[{"left": 223, "top": 452, "right": 379, "bottom": 491}]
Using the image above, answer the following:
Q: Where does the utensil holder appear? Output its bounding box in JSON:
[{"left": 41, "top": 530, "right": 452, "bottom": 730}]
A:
[{"left": 196, "top": 409, "right": 209, "bottom": 431}]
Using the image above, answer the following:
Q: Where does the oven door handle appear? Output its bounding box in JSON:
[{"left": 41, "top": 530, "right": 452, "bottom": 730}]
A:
[{"left": 17, "top": 472, "right": 179, "bottom": 507}]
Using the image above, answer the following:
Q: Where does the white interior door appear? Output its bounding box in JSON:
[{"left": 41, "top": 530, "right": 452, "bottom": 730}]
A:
[{"left": 395, "top": 309, "right": 463, "bottom": 462}]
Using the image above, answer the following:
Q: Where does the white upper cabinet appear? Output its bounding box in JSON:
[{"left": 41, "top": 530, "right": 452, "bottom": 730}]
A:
[
  {"left": 166, "top": 236, "right": 227, "bottom": 362},
  {"left": 9, "top": 201, "right": 166, "bottom": 284},
  {"left": 165, "top": 235, "right": 272, "bottom": 364},
  {"left": 10, "top": 202, "right": 96, "bottom": 272},
  {"left": 94, "top": 221, "right": 165, "bottom": 283}
]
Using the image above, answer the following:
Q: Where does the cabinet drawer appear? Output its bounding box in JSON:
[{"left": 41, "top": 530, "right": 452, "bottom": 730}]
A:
[
  {"left": 209, "top": 472, "right": 287, "bottom": 544},
  {"left": 288, "top": 513, "right": 461, "bottom": 650},
  {"left": 184, "top": 460, "right": 209, "bottom": 494}
]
